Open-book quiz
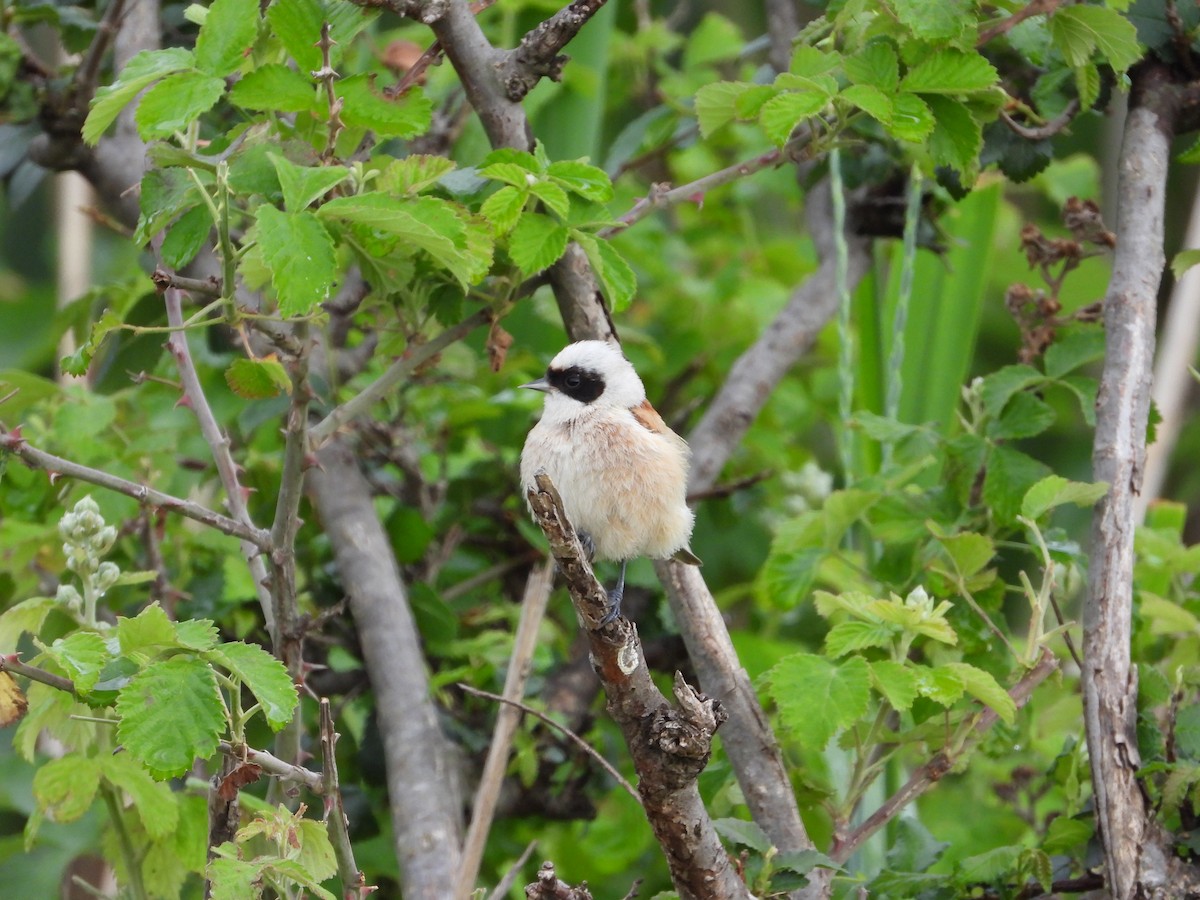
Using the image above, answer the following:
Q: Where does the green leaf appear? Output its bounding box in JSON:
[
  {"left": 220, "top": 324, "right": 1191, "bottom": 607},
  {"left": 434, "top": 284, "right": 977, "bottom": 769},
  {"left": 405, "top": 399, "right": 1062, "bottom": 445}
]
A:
[
  {"left": 694, "top": 81, "right": 752, "bottom": 137},
  {"left": 1050, "top": 6, "right": 1142, "bottom": 73},
  {"left": 759, "top": 90, "right": 830, "bottom": 146},
  {"left": 546, "top": 160, "right": 614, "bottom": 203},
  {"left": 980, "top": 364, "right": 1044, "bottom": 417},
  {"left": 1073, "top": 63, "right": 1101, "bottom": 111},
  {"left": 207, "top": 641, "right": 298, "bottom": 731},
  {"left": 844, "top": 42, "right": 899, "bottom": 92},
  {"left": 254, "top": 206, "right": 337, "bottom": 315},
  {"left": 985, "top": 445, "right": 1052, "bottom": 524},
  {"left": 913, "top": 664, "right": 965, "bottom": 706},
  {"left": 1044, "top": 328, "right": 1105, "bottom": 377},
  {"left": 825, "top": 620, "right": 897, "bottom": 656},
  {"left": 528, "top": 180, "right": 571, "bottom": 220},
  {"left": 890, "top": 93, "right": 935, "bottom": 143},
  {"left": 892, "top": 0, "right": 972, "bottom": 42},
  {"left": 1042, "top": 816, "right": 1092, "bottom": 854},
  {"left": 480, "top": 185, "right": 528, "bottom": 234},
  {"left": 176, "top": 619, "right": 220, "bottom": 651},
  {"left": 1172, "top": 248, "right": 1200, "bottom": 280},
  {"left": 101, "top": 755, "right": 178, "bottom": 839},
  {"left": 508, "top": 212, "right": 569, "bottom": 275},
  {"left": 45, "top": 632, "right": 110, "bottom": 694},
  {"left": 268, "top": 153, "right": 350, "bottom": 212},
  {"left": 32, "top": 755, "right": 101, "bottom": 823},
  {"left": 926, "top": 95, "right": 982, "bottom": 176},
  {"left": 161, "top": 204, "right": 212, "bottom": 269},
  {"left": 118, "top": 603, "right": 180, "bottom": 659},
  {"left": 902, "top": 50, "right": 998, "bottom": 95},
  {"left": 228, "top": 64, "right": 318, "bottom": 113},
  {"left": 379, "top": 154, "right": 457, "bottom": 195},
  {"left": 943, "top": 662, "right": 1016, "bottom": 723},
  {"left": 683, "top": 12, "right": 743, "bottom": 69},
  {"left": 789, "top": 46, "right": 841, "bottom": 78},
  {"left": 265, "top": 0, "right": 377, "bottom": 71},
  {"left": 194, "top": 0, "right": 259, "bottom": 76},
  {"left": 480, "top": 147, "right": 540, "bottom": 173},
  {"left": 479, "top": 161, "right": 539, "bottom": 188},
  {"left": 575, "top": 232, "right": 637, "bottom": 312},
  {"left": 84, "top": 47, "right": 194, "bottom": 145},
  {"left": 1177, "top": 706, "right": 1200, "bottom": 759},
  {"left": 0, "top": 596, "right": 57, "bottom": 652},
  {"left": 870, "top": 660, "right": 919, "bottom": 711},
  {"left": 1021, "top": 475, "right": 1109, "bottom": 520},
  {"left": 207, "top": 854, "right": 261, "bottom": 900},
  {"left": 135, "top": 70, "right": 226, "bottom": 141},
  {"left": 339, "top": 74, "right": 432, "bottom": 138},
  {"left": 841, "top": 83, "right": 892, "bottom": 126},
  {"left": 225, "top": 356, "right": 292, "bottom": 399},
  {"left": 767, "top": 653, "right": 870, "bottom": 751},
  {"left": 987, "top": 390, "right": 1056, "bottom": 440},
  {"left": 714, "top": 817, "right": 772, "bottom": 853},
  {"left": 117, "top": 656, "right": 225, "bottom": 779},
  {"left": 956, "top": 846, "right": 1022, "bottom": 883},
  {"left": 935, "top": 530, "right": 995, "bottom": 580},
  {"left": 296, "top": 818, "right": 338, "bottom": 882}
]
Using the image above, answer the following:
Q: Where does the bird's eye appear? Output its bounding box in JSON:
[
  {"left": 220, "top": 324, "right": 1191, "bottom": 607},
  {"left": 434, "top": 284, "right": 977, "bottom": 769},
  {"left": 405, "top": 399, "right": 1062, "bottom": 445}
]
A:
[{"left": 565, "top": 372, "right": 582, "bottom": 389}]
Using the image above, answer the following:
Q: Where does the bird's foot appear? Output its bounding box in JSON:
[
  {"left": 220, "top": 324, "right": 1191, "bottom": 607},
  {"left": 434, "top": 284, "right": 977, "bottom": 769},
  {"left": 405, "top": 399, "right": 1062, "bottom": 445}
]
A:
[
  {"left": 578, "top": 530, "right": 596, "bottom": 562},
  {"left": 600, "top": 584, "right": 624, "bottom": 626}
]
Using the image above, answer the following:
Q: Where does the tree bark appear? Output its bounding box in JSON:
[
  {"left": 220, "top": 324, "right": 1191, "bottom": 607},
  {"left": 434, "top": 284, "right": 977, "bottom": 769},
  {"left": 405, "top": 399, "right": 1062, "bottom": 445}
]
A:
[{"left": 1084, "top": 61, "right": 1175, "bottom": 900}]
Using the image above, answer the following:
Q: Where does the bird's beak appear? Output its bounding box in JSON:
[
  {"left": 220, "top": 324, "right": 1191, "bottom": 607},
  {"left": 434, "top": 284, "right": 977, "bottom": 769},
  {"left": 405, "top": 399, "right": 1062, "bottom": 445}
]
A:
[{"left": 520, "top": 377, "right": 551, "bottom": 393}]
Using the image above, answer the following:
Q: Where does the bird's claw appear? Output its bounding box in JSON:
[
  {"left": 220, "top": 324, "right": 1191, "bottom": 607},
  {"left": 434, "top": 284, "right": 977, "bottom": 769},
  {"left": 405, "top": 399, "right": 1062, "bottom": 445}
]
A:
[{"left": 600, "top": 585, "right": 623, "bottom": 626}]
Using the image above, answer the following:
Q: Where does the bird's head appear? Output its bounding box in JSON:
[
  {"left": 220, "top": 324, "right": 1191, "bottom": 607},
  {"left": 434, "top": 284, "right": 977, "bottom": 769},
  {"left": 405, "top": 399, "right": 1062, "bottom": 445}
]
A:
[{"left": 522, "top": 340, "right": 646, "bottom": 416}]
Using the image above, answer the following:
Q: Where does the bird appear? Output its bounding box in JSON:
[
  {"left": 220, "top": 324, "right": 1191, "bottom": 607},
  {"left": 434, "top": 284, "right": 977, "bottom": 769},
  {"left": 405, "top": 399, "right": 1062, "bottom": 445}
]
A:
[{"left": 520, "top": 340, "right": 701, "bottom": 624}]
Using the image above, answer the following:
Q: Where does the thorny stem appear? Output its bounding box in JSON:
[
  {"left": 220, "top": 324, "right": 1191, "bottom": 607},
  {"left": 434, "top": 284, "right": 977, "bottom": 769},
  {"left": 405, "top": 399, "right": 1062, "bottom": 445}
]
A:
[
  {"left": 320, "top": 699, "right": 368, "bottom": 897},
  {"left": 1, "top": 654, "right": 76, "bottom": 694},
  {"left": 314, "top": 23, "right": 345, "bottom": 163}
]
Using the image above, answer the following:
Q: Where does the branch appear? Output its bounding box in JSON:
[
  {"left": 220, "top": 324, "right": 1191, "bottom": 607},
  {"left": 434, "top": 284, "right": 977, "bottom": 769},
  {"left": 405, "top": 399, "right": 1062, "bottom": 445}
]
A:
[
  {"left": 217, "top": 740, "right": 324, "bottom": 793},
  {"left": 319, "top": 699, "right": 373, "bottom": 899},
  {"left": 308, "top": 308, "right": 492, "bottom": 445},
  {"left": 1, "top": 654, "right": 76, "bottom": 694},
  {"left": 1084, "top": 61, "right": 1179, "bottom": 900},
  {"left": 526, "top": 473, "right": 749, "bottom": 900},
  {"left": 150, "top": 268, "right": 222, "bottom": 299},
  {"left": 164, "top": 288, "right": 276, "bottom": 635},
  {"left": 0, "top": 425, "right": 272, "bottom": 549},
  {"left": 307, "top": 438, "right": 463, "bottom": 895},
  {"left": 976, "top": 0, "right": 1063, "bottom": 47},
  {"left": 457, "top": 560, "right": 556, "bottom": 899},
  {"left": 831, "top": 649, "right": 1060, "bottom": 863},
  {"left": 999, "top": 99, "right": 1080, "bottom": 141},
  {"left": 498, "top": 0, "right": 610, "bottom": 102},
  {"left": 458, "top": 682, "right": 637, "bottom": 800}
]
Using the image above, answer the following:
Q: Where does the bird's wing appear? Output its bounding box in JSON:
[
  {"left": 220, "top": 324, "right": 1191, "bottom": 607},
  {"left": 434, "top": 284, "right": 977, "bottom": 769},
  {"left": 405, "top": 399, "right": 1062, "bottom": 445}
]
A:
[{"left": 630, "top": 399, "right": 688, "bottom": 448}]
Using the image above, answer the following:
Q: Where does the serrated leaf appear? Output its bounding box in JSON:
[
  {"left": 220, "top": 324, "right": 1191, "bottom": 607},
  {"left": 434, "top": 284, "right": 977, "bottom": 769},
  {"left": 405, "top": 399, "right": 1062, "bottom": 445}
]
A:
[
  {"left": 194, "top": 0, "right": 259, "bottom": 76},
  {"left": 296, "top": 818, "right": 338, "bottom": 882},
  {"left": 83, "top": 47, "right": 194, "bottom": 144},
  {"left": 734, "top": 84, "right": 779, "bottom": 119},
  {"left": 1045, "top": 328, "right": 1105, "bottom": 377},
  {"left": 870, "top": 660, "right": 919, "bottom": 711},
  {"left": 841, "top": 83, "right": 892, "bottom": 125},
  {"left": 1074, "top": 63, "right": 1101, "bottom": 111},
  {"left": 265, "top": 0, "right": 376, "bottom": 71},
  {"left": 985, "top": 445, "right": 1052, "bottom": 524},
  {"left": 694, "top": 81, "right": 753, "bottom": 137},
  {"left": 890, "top": 93, "right": 935, "bottom": 142},
  {"left": 528, "top": 180, "right": 571, "bottom": 220},
  {"left": 767, "top": 653, "right": 870, "bottom": 751},
  {"left": 254, "top": 206, "right": 336, "bottom": 315},
  {"left": 913, "top": 664, "right": 965, "bottom": 706},
  {"left": 926, "top": 95, "right": 982, "bottom": 176},
  {"left": 135, "top": 70, "right": 226, "bottom": 141},
  {"left": 101, "top": 755, "right": 178, "bottom": 839},
  {"left": 546, "top": 160, "right": 613, "bottom": 202},
  {"left": 45, "top": 632, "right": 110, "bottom": 693},
  {"left": 957, "top": 846, "right": 1022, "bottom": 882},
  {"left": 892, "top": 0, "right": 971, "bottom": 42},
  {"left": 268, "top": 153, "right": 350, "bottom": 212},
  {"left": 480, "top": 147, "right": 540, "bottom": 172},
  {"left": 853, "top": 411, "right": 922, "bottom": 443},
  {"left": 844, "top": 42, "right": 899, "bottom": 92},
  {"left": 161, "top": 204, "right": 212, "bottom": 269},
  {"left": 902, "top": 50, "right": 998, "bottom": 95},
  {"left": 789, "top": 46, "right": 840, "bottom": 77},
  {"left": 714, "top": 817, "right": 772, "bottom": 853},
  {"left": 33, "top": 755, "right": 101, "bottom": 823},
  {"left": 825, "top": 620, "right": 897, "bottom": 656},
  {"left": 379, "top": 154, "right": 457, "bottom": 195},
  {"left": 208, "top": 641, "right": 298, "bottom": 730},
  {"left": 1042, "top": 816, "right": 1092, "bottom": 854},
  {"left": 759, "top": 90, "right": 830, "bottom": 146},
  {"left": 117, "top": 603, "right": 180, "bottom": 658},
  {"left": 229, "top": 64, "right": 318, "bottom": 113},
  {"left": 0, "top": 596, "right": 57, "bottom": 651},
  {"left": 479, "top": 161, "right": 538, "bottom": 188},
  {"left": 225, "top": 356, "right": 292, "bottom": 399},
  {"left": 980, "top": 364, "right": 1044, "bottom": 416},
  {"left": 943, "top": 662, "right": 1016, "bottom": 723},
  {"left": 508, "top": 212, "right": 569, "bottom": 275},
  {"left": 117, "top": 656, "right": 225, "bottom": 779},
  {"left": 987, "top": 390, "right": 1056, "bottom": 440},
  {"left": 936, "top": 531, "right": 995, "bottom": 580},
  {"left": 1021, "top": 475, "right": 1109, "bottom": 520},
  {"left": 1050, "top": 5, "right": 1142, "bottom": 73},
  {"left": 338, "top": 74, "right": 431, "bottom": 138},
  {"left": 480, "top": 185, "right": 528, "bottom": 234},
  {"left": 207, "top": 854, "right": 261, "bottom": 900},
  {"left": 575, "top": 232, "right": 637, "bottom": 312}
]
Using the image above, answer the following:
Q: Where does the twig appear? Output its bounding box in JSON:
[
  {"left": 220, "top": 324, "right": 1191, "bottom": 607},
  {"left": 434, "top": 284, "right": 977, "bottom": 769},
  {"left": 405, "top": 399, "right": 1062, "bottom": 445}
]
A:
[
  {"left": 314, "top": 23, "right": 345, "bottom": 163},
  {"left": 217, "top": 740, "right": 324, "bottom": 793},
  {"left": 498, "top": 0, "right": 611, "bottom": 102},
  {"left": 999, "top": 99, "right": 1081, "bottom": 140},
  {"left": 0, "top": 425, "right": 272, "bottom": 550},
  {"left": 831, "top": 648, "right": 1059, "bottom": 862},
  {"left": 386, "top": 0, "right": 499, "bottom": 98},
  {"left": 458, "top": 683, "right": 637, "bottom": 801},
  {"left": 485, "top": 840, "right": 538, "bottom": 900},
  {"left": 308, "top": 308, "right": 492, "bottom": 445},
  {"left": 685, "top": 470, "right": 772, "bottom": 504},
  {"left": 319, "top": 699, "right": 372, "bottom": 898},
  {"left": 457, "top": 560, "right": 556, "bottom": 900},
  {"left": 976, "top": 0, "right": 1063, "bottom": 47},
  {"left": 1, "top": 654, "right": 77, "bottom": 694},
  {"left": 150, "top": 268, "right": 221, "bottom": 298},
  {"left": 70, "top": 0, "right": 128, "bottom": 107},
  {"left": 164, "top": 288, "right": 276, "bottom": 635}
]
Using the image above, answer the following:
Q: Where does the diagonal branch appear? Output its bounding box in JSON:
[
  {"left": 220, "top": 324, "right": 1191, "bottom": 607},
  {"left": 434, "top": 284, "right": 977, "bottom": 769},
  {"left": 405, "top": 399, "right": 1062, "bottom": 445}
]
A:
[
  {"left": 498, "top": 0, "right": 610, "bottom": 102},
  {"left": 526, "top": 473, "right": 748, "bottom": 900}
]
